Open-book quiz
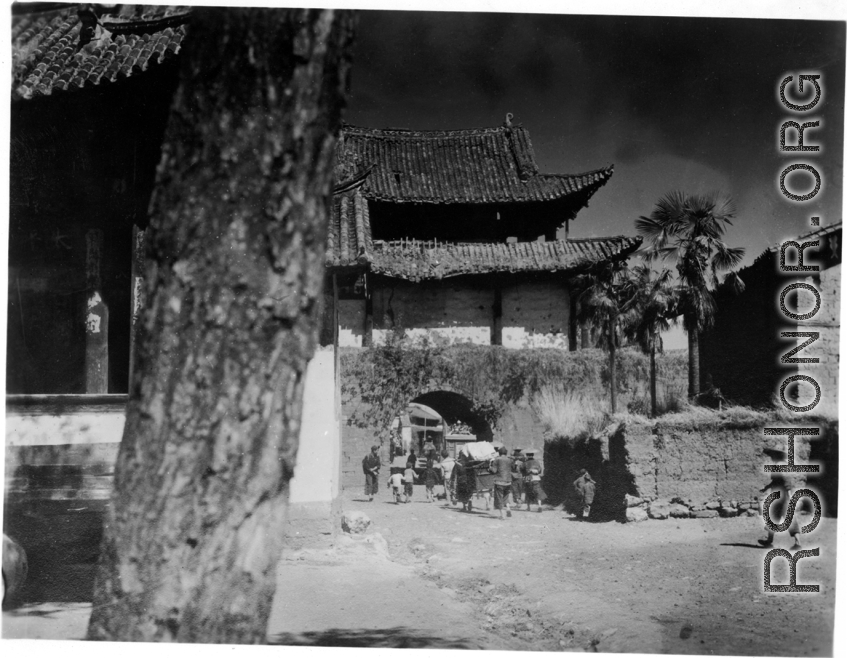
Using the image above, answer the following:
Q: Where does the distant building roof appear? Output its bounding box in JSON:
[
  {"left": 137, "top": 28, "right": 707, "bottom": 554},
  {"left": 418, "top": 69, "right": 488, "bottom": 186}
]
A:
[
  {"left": 336, "top": 124, "right": 613, "bottom": 205},
  {"left": 12, "top": 4, "right": 190, "bottom": 101},
  {"left": 327, "top": 192, "right": 640, "bottom": 282},
  {"left": 366, "top": 235, "right": 641, "bottom": 281}
]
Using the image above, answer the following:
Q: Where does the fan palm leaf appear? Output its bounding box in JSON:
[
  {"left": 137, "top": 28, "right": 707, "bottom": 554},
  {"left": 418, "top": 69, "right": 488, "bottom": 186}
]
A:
[{"left": 636, "top": 191, "right": 744, "bottom": 398}]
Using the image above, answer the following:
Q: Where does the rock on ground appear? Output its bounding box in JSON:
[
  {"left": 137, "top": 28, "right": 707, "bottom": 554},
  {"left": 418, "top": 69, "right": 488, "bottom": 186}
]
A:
[
  {"left": 669, "top": 504, "right": 691, "bottom": 518},
  {"left": 647, "top": 501, "right": 671, "bottom": 520},
  {"left": 625, "top": 494, "right": 643, "bottom": 507},
  {"left": 626, "top": 507, "right": 649, "bottom": 523},
  {"left": 342, "top": 510, "right": 372, "bottom": 534}
]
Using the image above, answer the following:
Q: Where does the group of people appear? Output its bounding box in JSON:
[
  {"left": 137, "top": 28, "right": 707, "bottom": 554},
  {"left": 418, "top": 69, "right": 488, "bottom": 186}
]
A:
[
  {"left": 484, "top": 446, "right": 545, "bottom": 520},
  {"left": 363, "top": 443, "right": 598, "bottom": 521}
]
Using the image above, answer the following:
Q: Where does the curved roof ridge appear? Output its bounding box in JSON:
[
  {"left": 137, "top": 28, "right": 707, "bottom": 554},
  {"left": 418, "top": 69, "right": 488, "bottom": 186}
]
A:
[
  {"left": 341, "top": 124, "right": 514, "bottom": 138},
  {"left": 567, "top": 234, "right": 632, "bottom": 243},
  {"left": 536, "top": 163, "right": 615, "bottom": 180}
]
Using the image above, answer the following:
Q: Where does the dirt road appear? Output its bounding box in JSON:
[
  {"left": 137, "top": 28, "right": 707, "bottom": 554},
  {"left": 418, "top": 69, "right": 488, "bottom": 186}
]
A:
[
  {"left": 319, "top": 486, "right": 836, "bottom": 655},
  {"left": 4, "top": 485, "right": 836, "bottom": 653}
]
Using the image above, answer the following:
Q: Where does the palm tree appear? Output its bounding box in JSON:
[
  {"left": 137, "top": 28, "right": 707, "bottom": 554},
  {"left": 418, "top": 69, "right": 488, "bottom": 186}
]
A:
[
  {"left": 625, "top": 264, "right": 678, "bottom": 417},
  {"left": 636, "top": 191, "right": 745, "bottom": 400},
  {"left": 575, "top": 260, "right": 641, "bottom": 413}
]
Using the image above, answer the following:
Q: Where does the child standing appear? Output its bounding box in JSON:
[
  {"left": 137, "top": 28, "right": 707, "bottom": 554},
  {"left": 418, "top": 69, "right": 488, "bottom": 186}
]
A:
[
  {"left": 403, "top": 464, "right": 418, "bottom": 504},
  {"left": 439, "top": 450, "right": 456, "bottom": 506},
  {"left": 424, "top": 457, "right": 439, "bottom": 503},
  {"left": 387, "top": 470, "right": 404, "bottom": 504}
]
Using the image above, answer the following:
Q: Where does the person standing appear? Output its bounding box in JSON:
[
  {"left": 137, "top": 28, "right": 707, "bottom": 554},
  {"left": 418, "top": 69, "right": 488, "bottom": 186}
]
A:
[
  {"left": 403, "top": 463, "right": 418, "bottom": 504},
  {"left": 510, "top": 447, "right": 525, "bottom": 507},
  {"left": 439, "top": 449, "right": 456, "bottom": 505},
  {"left": 452, "top": 458, "right": 474, "bottom": 512},
  {"left": 424, "top": 455, "right": 439, "bottom": 503},
  {"left": 523, "top": 448, "right": 545, "bottom": 513},
  {"left": 489, "top": 446, "right": 513, "bottom": 520},
  {"left": 423, "top": 438, "right": 436, "bottom": 458},
  {"left": 758, "top": 447, "right": 803, "bottom": 549},
  {"left": 362, "top": 445, "right": 381, "bottom": 502},
  {"left": 387, "top": 470, "right": 404, "bottom": 504},
  {"left": 573, "top": 468, "right": 596, "bottom": 520}
]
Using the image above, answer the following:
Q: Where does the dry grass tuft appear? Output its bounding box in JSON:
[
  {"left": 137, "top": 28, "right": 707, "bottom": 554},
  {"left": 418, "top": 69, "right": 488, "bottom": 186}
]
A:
[{"left": 532, "top": 387, "right": 612, "bottom": 440}]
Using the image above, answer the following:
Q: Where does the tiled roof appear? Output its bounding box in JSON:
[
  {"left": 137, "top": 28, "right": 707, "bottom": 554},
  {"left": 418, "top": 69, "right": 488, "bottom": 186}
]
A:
[
  {"left": 327, "top": 189, "right": 374, "bottom": 268},
  {"left": 336, "top": 125, "right": 614, "bottom": 205},
  {"left": 326, "top": 193, "right": 640, "bottom": 280},
  {"left": 12, "top": 5, "right": 190, "bottom": 101},
  {"left": 365, "top": 236, "right": 642, "bottom": 281}
]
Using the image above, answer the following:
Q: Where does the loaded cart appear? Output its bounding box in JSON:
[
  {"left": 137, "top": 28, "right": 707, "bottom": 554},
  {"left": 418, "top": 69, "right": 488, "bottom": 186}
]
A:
[{"left": 455, "top": 441, "right": 500, "bottom": 508}]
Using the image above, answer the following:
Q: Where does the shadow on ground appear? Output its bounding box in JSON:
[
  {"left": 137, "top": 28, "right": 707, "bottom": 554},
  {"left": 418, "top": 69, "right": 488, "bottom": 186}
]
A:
[{"left": 269, "top": 627, "right": 483, "bottom": 649}]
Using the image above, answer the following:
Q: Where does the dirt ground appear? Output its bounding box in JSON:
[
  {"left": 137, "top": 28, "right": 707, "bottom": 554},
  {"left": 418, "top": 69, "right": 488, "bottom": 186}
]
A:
[
  {"left": 4, "top": 484, "right": 837, "bottom": 654},
  {"left": 275, "top": 485, "right": 836, "bottom": 655}
]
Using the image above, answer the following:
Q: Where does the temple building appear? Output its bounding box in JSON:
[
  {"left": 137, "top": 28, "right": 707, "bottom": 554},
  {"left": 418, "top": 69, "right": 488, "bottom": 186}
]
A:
[
  {"left": 324, "top": 123, "right": 639, "bottom": 350},
  {"left": 322, "top": 124, "right": 641, "bottom": 485},
  {"left": 5, "top": 3, "right": 643, "bottom": 598}
]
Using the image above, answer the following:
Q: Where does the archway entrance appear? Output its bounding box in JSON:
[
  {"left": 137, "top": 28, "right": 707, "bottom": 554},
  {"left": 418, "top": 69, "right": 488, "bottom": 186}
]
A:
[{"left": 401, "top": 391, "right": 493, "bottom": 459}]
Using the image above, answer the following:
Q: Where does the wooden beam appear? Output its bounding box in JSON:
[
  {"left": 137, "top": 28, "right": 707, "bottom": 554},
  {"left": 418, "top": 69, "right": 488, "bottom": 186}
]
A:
[
  {"left": 85, "top": 229, "right": 108, "bottom": 393},
  {"left": 128, "top": 225, "right": 146, "bottom": 390},
  {"left": 492, "top": 285, "right": 502, "bottom": 346},
  {"left": 568, "top": 286, "right": 577, "bottom": 351},
  {"left": 363, "top": 272, "right": 373, "bottom": 346}
]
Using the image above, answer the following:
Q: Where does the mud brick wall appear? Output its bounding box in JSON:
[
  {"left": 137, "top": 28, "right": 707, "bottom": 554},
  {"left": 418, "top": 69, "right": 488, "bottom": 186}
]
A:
[
  {"left": 544, "top": 418, "right": 838, "bottom": 520},
  {"left": 700, "top": 255, "right": 781, "bottom": 406},
  {"left": 622, "top": 422, "right": 814, "bottom": 504},
  {"left": 501, "top": 280, "right": 569, "bottom": 348},
  {"left": 702, "top": 236, "right": 840, "bottom": 410},
  {"left": 337, "top": 298, "right": 366, "bottom": 347},
  {"left": 346, "top": 277, "right": 573, "bottom": 348},
  {"left": 797, "top": 264, "right": 841, "bottom": 410},
  {"left": 372, "top": 279, "right": 494, "bottom": 345}
]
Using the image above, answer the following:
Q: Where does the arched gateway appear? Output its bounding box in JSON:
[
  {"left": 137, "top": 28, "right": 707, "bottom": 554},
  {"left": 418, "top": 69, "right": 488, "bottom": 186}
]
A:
[{"left": 398, "top": 391, "right": 494, "bottom": 459}]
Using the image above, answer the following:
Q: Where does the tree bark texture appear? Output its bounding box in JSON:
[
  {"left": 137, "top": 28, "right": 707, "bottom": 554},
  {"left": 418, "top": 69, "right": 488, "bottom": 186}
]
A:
[
  {"left": 650, "top": 345, "right": 657, "bottom": 418},
  {"left": 87, "top": 8, "right": 354, "bottom": 643},
  {"left": 688, "top": 328, "right": 700, "bottom": 399},
  {"left": 609, "top": 317, "right": 617, "bottom": 414}
]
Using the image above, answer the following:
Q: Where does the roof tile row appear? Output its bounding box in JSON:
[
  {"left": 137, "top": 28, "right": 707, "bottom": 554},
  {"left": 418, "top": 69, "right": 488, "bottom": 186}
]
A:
[
  {"left": 12, "top": 5, "right": 189, "bottom": 100},
  {"left": 328, "top": 189, "right": 640, "bottom": 279},
  {"left": 337, "top": 125, "right": 613, "bottom": 205},
  {"left": 365, "top": 236, "right": 641, "bottom": 281}
]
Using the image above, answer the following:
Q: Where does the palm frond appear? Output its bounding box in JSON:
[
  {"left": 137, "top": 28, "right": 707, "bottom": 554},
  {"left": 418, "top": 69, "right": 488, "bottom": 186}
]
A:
[{"left": 712, "top": 243, "right": 745, "bottom": 271}]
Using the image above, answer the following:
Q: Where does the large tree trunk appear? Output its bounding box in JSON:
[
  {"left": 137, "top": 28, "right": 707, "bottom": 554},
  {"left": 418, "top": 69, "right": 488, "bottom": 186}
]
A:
[
  {"left": 87, "top": 8, "right": 354, "bottom": 643},
  {"left": 688, "top": 327, "right": 700, "bottom": 400},
  {"left": 609, "top": 317, "right": 617, "bottom": 413},
  {"left": 650, "top": 344, "right": 658, "bottom": 417}
]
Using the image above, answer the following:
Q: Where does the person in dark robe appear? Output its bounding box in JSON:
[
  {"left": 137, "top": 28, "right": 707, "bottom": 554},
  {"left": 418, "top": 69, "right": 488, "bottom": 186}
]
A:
[
  {"left": 362, "top": 445, "right": 381, "bottom": 502},
  {"left": 523, "top": 449, "right": 545, "bottom": 513},
  {"left": 510, "top": 447, "right": 525, "bottom": 506},
  {"left": 452, "top": 458, "right": 474, "bottom": 512},
  {"left": 424, "top": 456, "right": 439, "bottom": 502}
]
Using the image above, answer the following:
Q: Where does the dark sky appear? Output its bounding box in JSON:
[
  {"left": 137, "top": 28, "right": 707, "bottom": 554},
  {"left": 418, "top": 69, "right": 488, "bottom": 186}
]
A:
[{"left": 344, "top": 11, "right": 846, "bottom": 266}]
